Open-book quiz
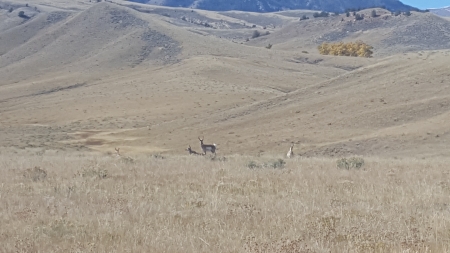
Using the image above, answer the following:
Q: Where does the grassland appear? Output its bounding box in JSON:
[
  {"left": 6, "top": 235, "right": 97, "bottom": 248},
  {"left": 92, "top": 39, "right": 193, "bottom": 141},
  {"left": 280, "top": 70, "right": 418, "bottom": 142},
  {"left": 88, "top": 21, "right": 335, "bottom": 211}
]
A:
[{"left": 1, "top": 153, "right": 450, "bottom": 252}]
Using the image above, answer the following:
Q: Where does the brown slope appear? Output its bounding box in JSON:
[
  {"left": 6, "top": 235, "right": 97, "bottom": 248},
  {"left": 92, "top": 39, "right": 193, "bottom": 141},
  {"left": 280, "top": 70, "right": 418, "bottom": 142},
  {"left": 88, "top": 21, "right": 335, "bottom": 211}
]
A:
[
  {"left": 180, "top": 50, "right": 450, "bottom": 158},
  {"left": 0, "top": 2, "right": 181, "bottom": 85},
  {"left": 25, "top": 50, "right": 445, "bottom": 158}
]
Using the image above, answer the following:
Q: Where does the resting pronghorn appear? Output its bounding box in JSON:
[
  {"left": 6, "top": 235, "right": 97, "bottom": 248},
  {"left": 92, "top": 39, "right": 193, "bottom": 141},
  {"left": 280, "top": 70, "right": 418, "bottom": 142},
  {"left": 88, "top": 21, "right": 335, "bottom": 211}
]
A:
[
  {"left": 287, "top": 144, "right": 294, "bottom": 158},
  {"left": 198, "top": 136, "right": 216, "bottom": 156},
  {"left": 186, "top": 145, "right": 204, "bottom": 156}
]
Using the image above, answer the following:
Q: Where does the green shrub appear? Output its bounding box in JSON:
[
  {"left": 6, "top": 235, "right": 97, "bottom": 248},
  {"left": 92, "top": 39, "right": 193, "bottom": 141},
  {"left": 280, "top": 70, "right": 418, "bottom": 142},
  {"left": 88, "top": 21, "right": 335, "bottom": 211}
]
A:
[
  {"left": 247, "top": 161, "right": 260, "bottom": 169},
  {"left": 264, "top": 159, "right": 286, "bottom": 169},
  {"left": 337, "top": 157, "right": 365, "bottom": 170}
]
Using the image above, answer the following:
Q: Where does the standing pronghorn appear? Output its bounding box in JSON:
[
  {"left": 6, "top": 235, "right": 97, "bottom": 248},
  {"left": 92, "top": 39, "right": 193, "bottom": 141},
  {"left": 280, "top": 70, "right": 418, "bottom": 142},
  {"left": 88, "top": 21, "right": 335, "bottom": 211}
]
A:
[
  {"left": 198, "top": 136, "right": 216, "bottom": 156},
  {"left": 287, "top": 144, "right": 294, "bottom": 158},
  {"left": 186, "top": 145, "right": 204, "bottom": 156},
  {"left": 115, "top": 147, "right": 121, "bottom": 157}
]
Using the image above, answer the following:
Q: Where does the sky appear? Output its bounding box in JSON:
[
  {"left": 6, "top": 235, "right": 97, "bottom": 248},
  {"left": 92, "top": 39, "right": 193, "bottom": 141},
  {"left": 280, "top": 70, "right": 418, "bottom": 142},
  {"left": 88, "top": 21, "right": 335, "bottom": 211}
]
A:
[{"left": 401, "top": 0, "right": 448, "bottom": 9}]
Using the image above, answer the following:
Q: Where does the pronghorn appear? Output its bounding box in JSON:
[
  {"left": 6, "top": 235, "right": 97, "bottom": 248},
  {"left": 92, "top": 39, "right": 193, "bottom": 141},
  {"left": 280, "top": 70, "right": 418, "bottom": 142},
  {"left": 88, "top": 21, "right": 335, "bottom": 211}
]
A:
[
  {"left": 186, "top": 145, "right": 204, "bottom": 156},
  {"left": 114, "top": 147, "right": 135, "bottom": 163},
  {"left": 287, "top": 144, "right": 294, "bottom": 158},
  {"left": 198, "top": 136, "right": 216, "bottom": 156}
]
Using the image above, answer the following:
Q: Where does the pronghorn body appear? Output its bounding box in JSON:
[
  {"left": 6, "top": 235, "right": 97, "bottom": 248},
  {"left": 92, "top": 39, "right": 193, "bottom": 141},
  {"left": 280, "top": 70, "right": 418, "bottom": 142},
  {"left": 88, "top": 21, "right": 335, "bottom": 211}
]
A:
[
  {"left": 198, "top": 137, "right": 216, "bottom": 155},
  {"left": 186, "top": 145, "right": 204, "bottom": 156},
  {"left": 287, "top": 144, "right": 294, "bottom": 158}
]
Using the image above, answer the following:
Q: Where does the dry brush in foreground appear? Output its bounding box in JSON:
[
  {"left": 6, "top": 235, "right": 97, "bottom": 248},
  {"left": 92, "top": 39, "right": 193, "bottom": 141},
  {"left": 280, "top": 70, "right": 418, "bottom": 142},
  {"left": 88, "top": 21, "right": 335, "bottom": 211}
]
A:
[{"left": 0, "top": 154, "right": 449, "bottom": 252}]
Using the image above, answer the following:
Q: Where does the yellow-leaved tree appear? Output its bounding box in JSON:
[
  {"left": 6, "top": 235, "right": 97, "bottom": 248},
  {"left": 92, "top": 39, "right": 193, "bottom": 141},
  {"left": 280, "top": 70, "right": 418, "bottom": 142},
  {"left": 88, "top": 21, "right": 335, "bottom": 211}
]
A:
[{"left": 318, "top": 41, "right": 373, "bottom": 57}]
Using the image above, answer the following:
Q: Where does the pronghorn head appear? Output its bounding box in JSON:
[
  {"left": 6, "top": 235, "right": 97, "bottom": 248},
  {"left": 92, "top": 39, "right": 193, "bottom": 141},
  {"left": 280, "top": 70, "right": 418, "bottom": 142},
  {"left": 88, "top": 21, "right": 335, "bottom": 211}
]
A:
[
  {"left": 198, "top": 137, "right": 204, "bottom": 144},
  {"left": 186, "top": 145, "right": 192, "bottom": 151},
  {"left": 115, "top": 147, "right": 120, "bottom": 156}
]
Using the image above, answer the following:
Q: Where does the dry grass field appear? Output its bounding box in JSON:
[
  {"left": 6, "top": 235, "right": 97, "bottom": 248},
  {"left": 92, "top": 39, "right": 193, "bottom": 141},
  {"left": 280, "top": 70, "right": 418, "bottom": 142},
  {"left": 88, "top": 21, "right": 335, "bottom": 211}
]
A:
[
  {"left": 2, "top": 153, "right": 450, "bottom": 252},
  {"left": 1, "top": 0, "right": 450, "bottom": 252}
]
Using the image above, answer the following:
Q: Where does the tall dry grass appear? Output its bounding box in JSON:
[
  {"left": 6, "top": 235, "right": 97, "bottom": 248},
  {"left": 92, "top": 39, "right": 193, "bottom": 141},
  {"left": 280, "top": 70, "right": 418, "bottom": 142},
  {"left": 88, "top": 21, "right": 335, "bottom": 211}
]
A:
[{"left": 1, "top": 153, "right": 449, "bottom": 252}]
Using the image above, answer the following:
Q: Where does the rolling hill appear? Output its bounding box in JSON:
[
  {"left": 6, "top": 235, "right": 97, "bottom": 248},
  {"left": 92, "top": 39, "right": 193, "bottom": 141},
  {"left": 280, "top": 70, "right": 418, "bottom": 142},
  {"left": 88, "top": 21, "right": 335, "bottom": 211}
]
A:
[
  {"left": 430, "top": 6, "right": 450, "bottom": 17},
  {"left": 130, "top": 0, "right": 418, "bottom": 13},
  {"left": 1, "top": 0, "right": 450, "bottom": 158}
]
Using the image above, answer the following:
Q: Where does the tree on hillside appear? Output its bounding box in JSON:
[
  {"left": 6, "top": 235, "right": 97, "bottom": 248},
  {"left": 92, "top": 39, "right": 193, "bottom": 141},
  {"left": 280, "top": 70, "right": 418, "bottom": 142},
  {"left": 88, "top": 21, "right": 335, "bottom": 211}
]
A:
[
  {"left": 318, "top": 41, "right": 373, "bottom": 58},
  {"left": 371, "top": 10, "right": 377, "bottom": 17},
  {"left": 18, "top": 11, "right": 28, "bottom": 18},
  {"left": 251, "top": 30, "right": 260, "bottom": 39},
  {"left": 355, "top": 13, "right": 364, "bottom": 20}
]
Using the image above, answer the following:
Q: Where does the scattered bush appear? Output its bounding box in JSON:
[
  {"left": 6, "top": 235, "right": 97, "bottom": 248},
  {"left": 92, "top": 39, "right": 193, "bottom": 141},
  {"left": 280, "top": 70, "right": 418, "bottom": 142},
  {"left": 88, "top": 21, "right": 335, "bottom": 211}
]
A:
[
  {"left": 318, "top": 41, "right": 373, "bottom": 58},
  {"left": 247, "top": 161, "right": 259, "bottom": 169},
  {"left": 264, "top": 159, "right": 286, "bottom": 169},
  {"left": 18, "top": 11, "right": 28, "bottom": 18},
  {"left": 336, "top": 157, "right": 365, "bottom": 170},
  {"left": 23, "top": 166, "right": 47, "bottom": 182},
  {"left": 394, "top": 10, "right": 401, "bottom": 16},
  {"left": 209, "top": 156, "right": 227, "bottom": 162},
  {"left": 266, "top": 43, "right": 272, "bottom": 49},
  {"left": 299, "top": 15, "right": 309, "bottom": 21},
  {"left": 246, "top": 159, "right": 286, "bottom": 169},
  {"left": 251, "top": 30, "right": 260, "bottom": 38},
  {"left": 404, "top": 10, "right": 411, "bottom": 16},
  {"left": 355, "top": 13, "right": 364, "bottom": 20},
  {"left": 346, "top": 12, "right": 350, "bottom": 17},
  {"left": 313, "top": 11, "right": 329, "bottom": 18},
  {"left": 8, "top": 7, "right": 13, "bottom": 12},
  {"left": 152, "top": 154, "right": 165, "bottom": 160},
  {"left": 79, "top": 168, "right": 108, "bottom": 179}
]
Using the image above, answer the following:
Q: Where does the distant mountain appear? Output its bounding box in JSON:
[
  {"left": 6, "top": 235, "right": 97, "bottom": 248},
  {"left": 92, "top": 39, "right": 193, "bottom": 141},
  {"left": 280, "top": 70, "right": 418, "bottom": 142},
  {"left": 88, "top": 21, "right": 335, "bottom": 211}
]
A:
[
  {"left": 130, "top": 0, "right": 420, "bottom": 13},
  {"left": 429, "top": 7, "right": 450, "bottom": 17}
]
